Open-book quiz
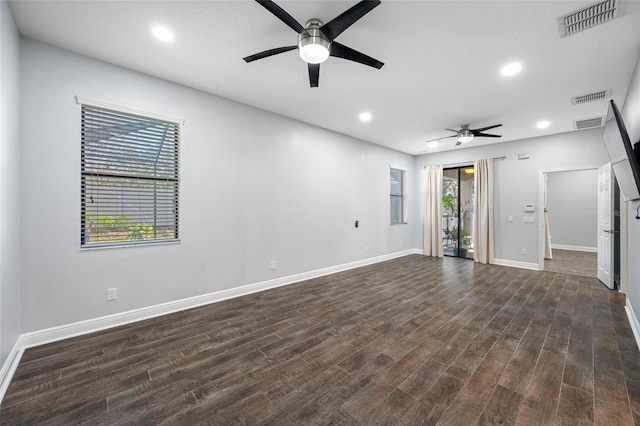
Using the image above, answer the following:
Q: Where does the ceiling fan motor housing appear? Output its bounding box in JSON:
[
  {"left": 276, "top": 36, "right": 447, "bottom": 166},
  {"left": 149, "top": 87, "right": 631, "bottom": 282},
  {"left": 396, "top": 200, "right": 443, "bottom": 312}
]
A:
[{"left": 298, "top": 19, "right": 331, "bottom": 64}]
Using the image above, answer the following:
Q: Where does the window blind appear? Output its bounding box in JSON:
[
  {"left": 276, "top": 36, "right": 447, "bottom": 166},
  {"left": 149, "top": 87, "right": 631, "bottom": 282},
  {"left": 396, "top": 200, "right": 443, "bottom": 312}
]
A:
[
  {"left": 390, "top": 167, "right": 404, "bottom": 224},
  {"left": 81, "top": 105, "right": 180, "bottom": 246}
]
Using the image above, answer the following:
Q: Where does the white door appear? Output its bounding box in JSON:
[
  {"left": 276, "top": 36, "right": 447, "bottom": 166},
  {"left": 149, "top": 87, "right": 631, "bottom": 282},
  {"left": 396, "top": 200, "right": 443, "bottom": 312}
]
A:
[{"left": 597, "top": 163, "right": 614, "bottom": 288}]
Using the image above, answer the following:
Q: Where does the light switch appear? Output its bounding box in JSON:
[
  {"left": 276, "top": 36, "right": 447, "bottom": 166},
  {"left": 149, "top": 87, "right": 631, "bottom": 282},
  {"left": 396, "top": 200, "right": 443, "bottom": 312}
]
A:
[
  {"left": 523, "top": 216, "right": 535, "bottom": 224},
  {"left": 508, "top": 216, "right": 514, "bottom": 223}
]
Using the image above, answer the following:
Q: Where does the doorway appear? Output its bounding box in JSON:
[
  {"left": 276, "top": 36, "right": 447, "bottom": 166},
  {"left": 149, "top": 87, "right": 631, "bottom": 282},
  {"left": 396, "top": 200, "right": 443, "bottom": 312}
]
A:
[
  {"left": 542, "top": 168, "right": 598, "bottom": 278},
  {"left": 539, "top": 166, "right": 620, "bottom": 288},
  {"left": 442, "top": 166, "right": 474, "bottom": 259}
]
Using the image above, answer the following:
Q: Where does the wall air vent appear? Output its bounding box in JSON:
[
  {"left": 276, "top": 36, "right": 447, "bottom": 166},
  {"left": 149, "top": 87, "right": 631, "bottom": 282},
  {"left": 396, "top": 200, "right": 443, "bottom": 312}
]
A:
[
  {"left": 559, "top": 0, "right": 620, "bottom": 37},
  {"left": 572, "top": 89, "right": 610, "bottom": 105},
  {"left": 574, "top": 117, "right": 604, "bottom": 130}
]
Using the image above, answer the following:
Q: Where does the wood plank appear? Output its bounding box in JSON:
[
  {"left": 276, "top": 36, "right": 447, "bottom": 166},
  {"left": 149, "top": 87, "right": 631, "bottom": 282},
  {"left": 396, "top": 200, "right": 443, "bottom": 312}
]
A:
[
  {"left": 436, "top": 335, "right": 518, "bottom": 425},
  {"left": 556, "top": 383, "right": 594, "bottom": 425},
  {"left": 397, "top": 358, "right": 447, "bottom": 399},
  {"left": 498, "top": 322, "right": 549, "bottom": 394},
  {"left": 562, "top": 327, "right": 594, "bottom": 393},
  {"left": 515, "top": 347, "right": 566, "bottom": 425},
  {"left": 341, "top": 338, "right": 438, "bottom": 422},
  {"left": 399, "top": 373, "right": 464, "bottom": 425},
  {"left": 477, "top": 384, "right": 524, "bottom": 426},
  {"left": 592, "top": 315, "right": 634, "bottom": 425},
  {"left": 363, "top": 388, "right": 415, "bottom": 425}
]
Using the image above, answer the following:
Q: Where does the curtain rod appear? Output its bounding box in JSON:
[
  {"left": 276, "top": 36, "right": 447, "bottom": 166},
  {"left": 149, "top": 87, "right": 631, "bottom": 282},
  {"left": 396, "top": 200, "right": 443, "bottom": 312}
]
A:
[{"left": 424, "top": 156, "right": 506, "bottom": 169}]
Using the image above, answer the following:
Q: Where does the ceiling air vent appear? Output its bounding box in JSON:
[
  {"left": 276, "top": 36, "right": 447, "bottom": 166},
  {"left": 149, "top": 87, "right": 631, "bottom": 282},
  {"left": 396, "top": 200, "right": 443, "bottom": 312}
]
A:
[
  {"left": 574, "top": 117, "right": 604, "bottom": 130},
  {"left": 559, "top": 0, "right": 620, "bottom": 37},
  {"left": 572, "top": 89, "right": 610, "bottom": 105}
]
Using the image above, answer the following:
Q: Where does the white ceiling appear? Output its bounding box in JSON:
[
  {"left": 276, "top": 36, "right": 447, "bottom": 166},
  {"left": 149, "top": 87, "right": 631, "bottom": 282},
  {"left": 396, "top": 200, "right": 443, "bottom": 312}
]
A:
[{"left": 8, "top": 0, "right": 640, "bottom": 155}]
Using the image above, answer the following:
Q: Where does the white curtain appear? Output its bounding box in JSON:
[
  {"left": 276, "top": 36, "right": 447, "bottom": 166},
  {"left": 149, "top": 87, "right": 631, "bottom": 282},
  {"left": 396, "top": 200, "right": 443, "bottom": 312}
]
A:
[
  {"left": 473, "top": 159, "right": 494, "bottom": 264},
  {"left": 544, "top": 173, "right": 553, "bottom": 259},
  {"left": 424, "top": 165, "right": 443, "bottom": 257}
]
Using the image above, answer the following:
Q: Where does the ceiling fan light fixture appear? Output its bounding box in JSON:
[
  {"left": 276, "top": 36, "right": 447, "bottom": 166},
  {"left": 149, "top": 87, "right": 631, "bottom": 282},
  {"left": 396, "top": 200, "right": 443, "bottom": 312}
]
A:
[
  {"left": 457, "top": 129, "right": 474, "bottom": 143},
  {"left": 299, "top": 42, "right": 330, "bottom": 64},
  {"left": 298, "top": 19, "right": 330, "bottom": 64}
]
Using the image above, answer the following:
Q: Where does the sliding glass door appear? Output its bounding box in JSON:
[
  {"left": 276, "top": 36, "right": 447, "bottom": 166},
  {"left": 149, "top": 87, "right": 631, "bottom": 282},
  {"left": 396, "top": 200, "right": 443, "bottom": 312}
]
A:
[{"left": 442, "top": 167, "right": 474, "bottom": 259}]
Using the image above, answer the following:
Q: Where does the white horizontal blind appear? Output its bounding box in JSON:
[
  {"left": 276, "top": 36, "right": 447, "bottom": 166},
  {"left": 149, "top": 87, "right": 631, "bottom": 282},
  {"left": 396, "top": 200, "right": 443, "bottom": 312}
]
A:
[
  {"left": 390, "top": 168, "right": 404, "bottom": 224},
  {"left": 81, "top": 105, "right": 180, "bottom": 246}
]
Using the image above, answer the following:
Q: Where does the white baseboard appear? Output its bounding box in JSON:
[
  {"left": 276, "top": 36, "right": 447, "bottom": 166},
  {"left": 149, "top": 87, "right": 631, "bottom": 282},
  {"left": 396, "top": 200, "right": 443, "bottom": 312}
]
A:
[
  {"left": 0, "top": 337, "right": 25, "bottom": 402},
  {"left": 19, "top": 249, "right": 420, "bottom": 351},
  {"left": 493, "top": 258, "right": 541, "bottom": 271},
  {"left": 551, "top": 244, "right": 597, "bottom": 253},
  {"left": 626, "top": 300, "right": 640, "bottom": 352}
]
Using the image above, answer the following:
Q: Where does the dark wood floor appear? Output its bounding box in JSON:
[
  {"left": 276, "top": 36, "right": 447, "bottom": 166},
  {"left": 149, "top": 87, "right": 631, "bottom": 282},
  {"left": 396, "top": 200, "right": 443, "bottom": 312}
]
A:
[{"left": 2, "top": 255, "right": 639, "bottom": 425}]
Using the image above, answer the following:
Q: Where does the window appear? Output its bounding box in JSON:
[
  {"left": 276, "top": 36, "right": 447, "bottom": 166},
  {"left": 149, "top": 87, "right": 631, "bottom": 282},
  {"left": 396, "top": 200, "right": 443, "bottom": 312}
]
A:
[
  {"left": 80, "top": 103, "right": 180, "bottom": 247},
  {"left": 390, "top": 167, "right": 406, "bottom": 224}
]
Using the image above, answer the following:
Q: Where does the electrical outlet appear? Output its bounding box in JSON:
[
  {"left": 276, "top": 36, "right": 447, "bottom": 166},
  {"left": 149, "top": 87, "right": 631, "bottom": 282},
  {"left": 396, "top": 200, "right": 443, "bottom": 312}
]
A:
[
  {"left": 268, "top": 261, "right": 277, "bottom": 270},
  {"left": 107, "top": 288, "right": 117, "bottom": 301},
  {"left": 521, "top": 249, "right": 527, "bottom": 256}
]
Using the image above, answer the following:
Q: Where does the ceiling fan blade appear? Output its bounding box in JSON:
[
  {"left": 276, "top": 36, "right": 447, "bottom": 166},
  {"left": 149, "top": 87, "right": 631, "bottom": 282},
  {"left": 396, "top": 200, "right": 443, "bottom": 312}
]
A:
[
  {"left": 329, "top": 42, "right": 383, "bottom": 69},
  {"left": 320, "top": 0, "right": 381, "bottom": 41},
  {"left": 474, "top": 133, "right": 502, "bottom": 138},
  {"left": 243, "top": 45, "right": 297, "bottom": 63},
  {"left": 308, "top": 63, "right": 320, "bottom": 88},
  {"left": 256, "top": 0, "right": 305, "bottom": 34},
  {"left": 471, "top": 124, "right": 502, "bottom": 133},
  {"left": 426, "top": 135, "right": 456, "bottom": 143},
  {"left": 445, "top": 128, "right": 459, "bottom": 133}
]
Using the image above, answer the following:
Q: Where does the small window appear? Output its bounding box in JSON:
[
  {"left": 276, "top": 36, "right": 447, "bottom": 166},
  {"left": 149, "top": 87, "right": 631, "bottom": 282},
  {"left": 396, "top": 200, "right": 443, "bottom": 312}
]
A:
[
  {"left": 80, "top": 104, "right": 180, "bottom": 247},
  {"left": 390, "top": 167, "right": 406, "bottom": 224}
]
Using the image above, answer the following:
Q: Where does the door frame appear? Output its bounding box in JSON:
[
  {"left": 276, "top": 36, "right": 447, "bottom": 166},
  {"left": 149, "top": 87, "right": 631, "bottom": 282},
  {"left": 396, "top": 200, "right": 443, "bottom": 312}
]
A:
[{"left": 537, "top": 165, "right": 600, "bottom": 271}]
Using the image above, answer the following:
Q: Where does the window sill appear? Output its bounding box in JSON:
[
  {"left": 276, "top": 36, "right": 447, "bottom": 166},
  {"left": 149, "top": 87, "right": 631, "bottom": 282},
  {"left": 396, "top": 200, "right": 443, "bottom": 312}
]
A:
[{"left": 80, "top": 239, "right": 181, "bottom": 251}]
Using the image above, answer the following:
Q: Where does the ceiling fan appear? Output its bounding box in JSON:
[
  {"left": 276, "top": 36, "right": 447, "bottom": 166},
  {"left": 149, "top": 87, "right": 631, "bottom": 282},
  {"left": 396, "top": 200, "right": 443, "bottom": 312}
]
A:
[
  {"left": 243, "top": 0, "right": 384, "bottom": 88},
  {"left": 426, "top": 124, "right": 503, "bottom": 146}
]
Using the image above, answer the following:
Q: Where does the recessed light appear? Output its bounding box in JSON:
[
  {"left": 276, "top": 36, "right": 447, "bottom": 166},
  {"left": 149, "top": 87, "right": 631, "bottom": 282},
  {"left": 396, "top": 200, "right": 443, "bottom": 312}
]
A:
[
  {"left": 427, "top": 141, "right": 438, "bottom": 148},
  {"left": 501, "top": 62, "right": 522, "bottom": 77},
  {"left": 359, "top": 112, "right": 372, "bottom": 122},
  {"left": 536, "top": 120, "right": 550, "bottom": 129},
  {"left": 152, "top": 26, "right": 174, "bottom": 42}
]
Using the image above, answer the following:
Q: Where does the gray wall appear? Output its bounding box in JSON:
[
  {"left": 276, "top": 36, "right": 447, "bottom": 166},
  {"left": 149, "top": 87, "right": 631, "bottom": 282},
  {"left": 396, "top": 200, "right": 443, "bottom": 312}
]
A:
[
  {"left": 19, "top": 39, "right": 415, "bottom": 332},
  {"left": 546, "top": 169, "right": 597, "bottom": 250},
  {"left": 621, "top": 52, "right": 640, "bottom": 320},
  {"left": 414, "top": 130, "right": 609, "bottom": 266},
  {"left": 0, "top": 1, "right": 22, "bottom": 366}
]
